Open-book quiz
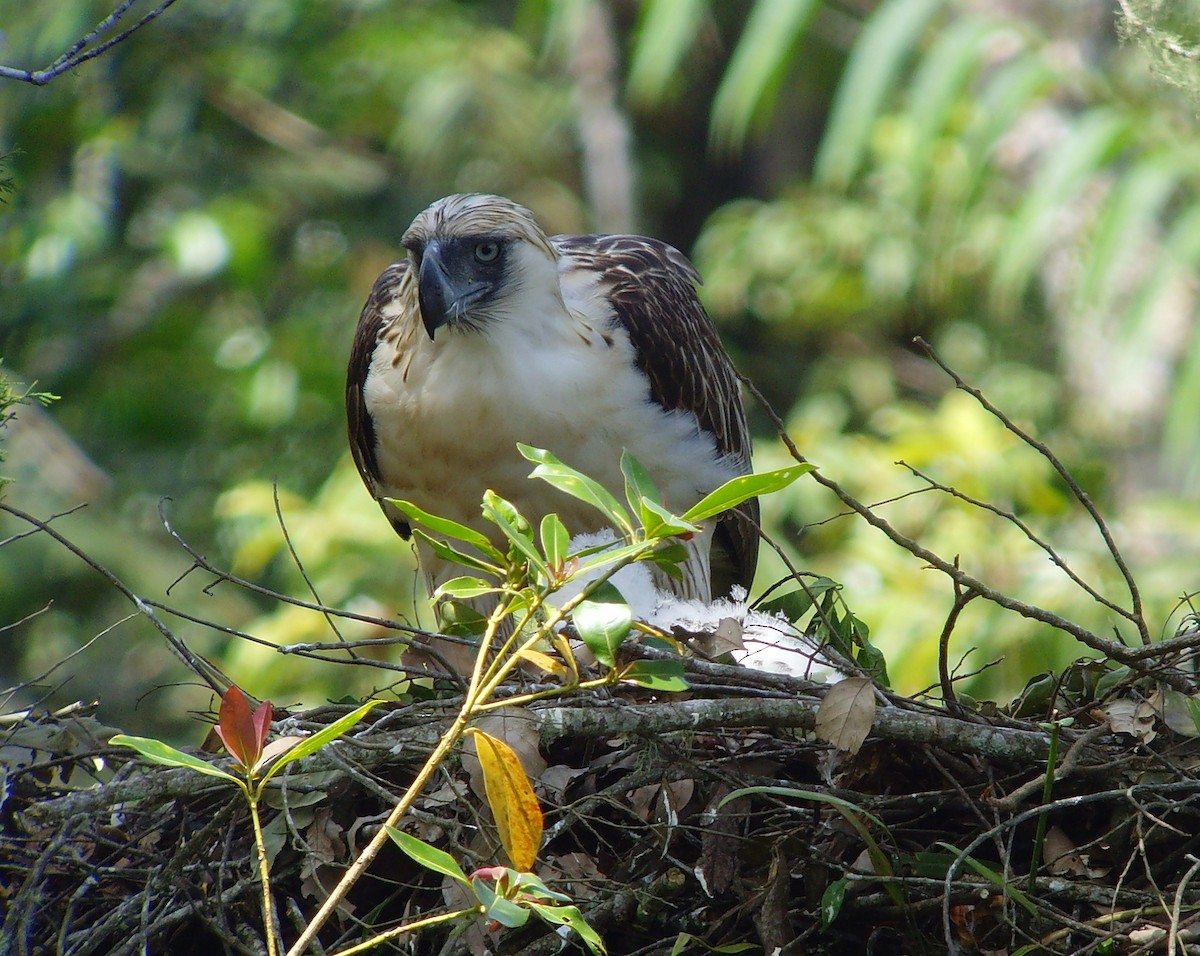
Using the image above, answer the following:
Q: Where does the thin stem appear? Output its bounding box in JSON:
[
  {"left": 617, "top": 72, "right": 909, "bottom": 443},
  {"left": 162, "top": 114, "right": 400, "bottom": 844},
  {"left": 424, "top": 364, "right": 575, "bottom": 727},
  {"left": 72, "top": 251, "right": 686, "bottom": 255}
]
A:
[
  {"left": 283, "top": 705, "right": 475, "bottom": 955},
  {"left": 914, "top": 337, "right": 1151, "bottom": 647},
  {"left": 247, "top": 789, "right": 281, "bottom": 956},
  {"left": 330, "top": 907, "right": 481, "bottom": 956}
]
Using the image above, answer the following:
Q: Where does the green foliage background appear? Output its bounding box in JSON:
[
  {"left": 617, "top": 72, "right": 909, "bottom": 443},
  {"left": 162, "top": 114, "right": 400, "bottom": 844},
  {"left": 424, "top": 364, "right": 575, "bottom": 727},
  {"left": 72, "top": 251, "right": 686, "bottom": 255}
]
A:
[{"left": 2, "top": 0, "right": 1199, "bottom": 737}]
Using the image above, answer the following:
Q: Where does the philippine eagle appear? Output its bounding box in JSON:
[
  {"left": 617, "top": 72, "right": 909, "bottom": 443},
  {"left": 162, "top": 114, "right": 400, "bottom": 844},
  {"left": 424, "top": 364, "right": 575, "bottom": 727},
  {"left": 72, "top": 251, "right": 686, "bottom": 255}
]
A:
[{"left": 346, "top": 193, "right": 757, "bottom": 607}]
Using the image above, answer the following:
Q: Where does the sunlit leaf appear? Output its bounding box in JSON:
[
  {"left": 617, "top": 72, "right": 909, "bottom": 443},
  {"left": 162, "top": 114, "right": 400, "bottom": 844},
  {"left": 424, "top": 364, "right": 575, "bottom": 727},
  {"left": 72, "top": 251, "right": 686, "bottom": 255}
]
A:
[
  {"left": 435, "top": 575, "right": 498, "bottom": 601},
  {"left": 483, "top": 490, "right": 550, "bottom": 582},
  {"left": 518, "top": 444, "right": 633, "bottom": 537},
  {"left": 628, "top": 0, "right": 706, "bottom": 103},
  {"left": 681, "top": 465, "right": 811, "bottom": 523},
  {"left": 814, "top": 0, "right": 948, "bottom": 189},
  {"left": 572, "top": 581, "right": 632, "bottom": 668},
  {"left": 108, "top": 734, "right": 240, "bottom": 784},
  {"left": 516, "top": 647, "right": 569, "bottom": 677},
  {"left": 539, "top": 513, "right": 570, "bottom": 569},
  {"left": 470, "top": 729, "right": 543, "bottom": 872},
  {"left": 620, "top": 449, "right": 661, "bottom": 512},
  {"left": 386, "top": 826, "right": 470, "bottom": 885},
  {"left": 390, "top": 498, "right": 505, "bottom": 562},
  {"left": 527, "top": 901, "right": 607, "bottom": 954},
  {"left": 259, "top": 698, "right": 383, "bottom": 784},
  {"left": 709, "top": 0, "right": 821, "bottom": 153}
]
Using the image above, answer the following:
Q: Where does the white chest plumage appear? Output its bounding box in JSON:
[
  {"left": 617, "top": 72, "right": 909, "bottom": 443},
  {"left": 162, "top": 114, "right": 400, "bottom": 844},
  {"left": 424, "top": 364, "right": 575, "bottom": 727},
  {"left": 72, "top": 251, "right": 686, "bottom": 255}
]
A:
[
  {"left": 348, "top": 193, "right": 757, "bottom": 606},
  {"left": 363, "top": 290, "right": 735, "bottom": 564}
]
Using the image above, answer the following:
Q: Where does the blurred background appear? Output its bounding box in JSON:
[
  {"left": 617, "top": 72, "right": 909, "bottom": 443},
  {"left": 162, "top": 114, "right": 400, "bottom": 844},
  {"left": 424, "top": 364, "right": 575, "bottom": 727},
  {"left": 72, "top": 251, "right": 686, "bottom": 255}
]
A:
[{"left": 2, "top": 0, "right": 1199, "bottom": 739}]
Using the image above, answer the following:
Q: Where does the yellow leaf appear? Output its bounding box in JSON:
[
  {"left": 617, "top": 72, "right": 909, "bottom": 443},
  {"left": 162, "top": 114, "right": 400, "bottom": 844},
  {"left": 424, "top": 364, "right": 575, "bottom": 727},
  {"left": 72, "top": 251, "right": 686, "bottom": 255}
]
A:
[
  {"left": 516, "top": 647, "right": 569, "bottom": 677},
  {"left": 471, "top": 729, "right": 544, "bottom": 871}
]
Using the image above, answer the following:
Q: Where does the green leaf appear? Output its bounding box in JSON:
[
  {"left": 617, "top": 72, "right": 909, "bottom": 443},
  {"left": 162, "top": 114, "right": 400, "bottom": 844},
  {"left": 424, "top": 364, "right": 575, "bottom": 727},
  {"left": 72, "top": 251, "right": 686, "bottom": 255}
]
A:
[
  {"left": 572, "top": 581, "right": 632, "bottom": 668},
  {"left": 638, "top": 497, "right": 700, "bottom": 540},
  {"left": 814, "top": 0, "right": 948, "bottom": 189},
  {"left": 482, "top": 491, "right": 551, "bottom": 582},
  {"left": 669, "top": 934, "right": 756, "bottom": 956},
  {"left": 386, "top": 826, "right": 471, "bottom": 885},
  {"left": 620, "top": 659, "right": 689, "bottom": 692},
  {"left": 526, "top": 902, "right": 607, "bottom": 955},
  {"left": 990, "top": 109, "right": 1130, "bottom": 313},
  {"left": 620, "top": 449, "right": 661, "bottom": 510},
  {"left": 511, "top": 871, "right": 571, "bottom": 902},
  {"left": 628, "top": 0, "right": 706, "bottom": 103},
  {"left": 472, "top": 876, "right": 530, "bottom": 927},
  {"left": 936, "top": 842, "right": 1038, "bottom": 917},
  {"left": 647, "top": 540, "right": 688, "bottom": 580},
  {"left": 820, "top": 876, "right": 847, "bottom": 928},
  {"left": 108, "top": 734, "right": 240, "bottom": 784},
  {"left": 540, "top": 513, "right": 570, "bottom": 569},
  {"left": 709, "top": 0, "right": 822, "bottom": 154},
  {"left": 756, "top": 578, "right": 840, "bottom": 621},
  {"left": 259, "top": 699, "right": 383, "bottom": 784},
  {"left": 440, "top": 599, "right": 488, "bottom": 637},
  {"left": 413, "top": 529, "right": 504, "bottom": 577},
  {"left": 721, "top": 785, "right": 902, "bottom": 906},
  {"left": 389, "top": 498, "right": 505, "bottom": 562},
  {"left": 570, "top": 540, "right": 650, "bottom": 581},
  {"left": 681, "top": 464, "right": 811, "bottom": 523},
  {"left": 435, "top": 576, "right": 498, "bottom": 601},
  {"left": 518, "top": 444, "right": 633, "bottom": 537}
]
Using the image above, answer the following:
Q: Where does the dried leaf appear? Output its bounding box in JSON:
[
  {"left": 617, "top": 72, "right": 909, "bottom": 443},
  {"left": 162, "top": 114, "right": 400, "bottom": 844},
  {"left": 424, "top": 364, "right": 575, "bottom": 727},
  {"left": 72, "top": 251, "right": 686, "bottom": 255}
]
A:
[
  {"left": 471, "top": 729, "right": 544, "bottom": 871},
  {"left": 815, "top": 676, "right": 875, "bottom": 755},
  {"left": 1101, "top": 698, "right": 1156, "bottom": 744}
]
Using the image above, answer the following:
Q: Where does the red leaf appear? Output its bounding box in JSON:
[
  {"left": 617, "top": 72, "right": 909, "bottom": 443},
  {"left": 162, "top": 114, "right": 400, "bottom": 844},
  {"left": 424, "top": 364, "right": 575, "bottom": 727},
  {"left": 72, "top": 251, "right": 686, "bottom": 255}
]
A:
[{"left": 215, "top": 685, "right": 271, "bottom": 769}]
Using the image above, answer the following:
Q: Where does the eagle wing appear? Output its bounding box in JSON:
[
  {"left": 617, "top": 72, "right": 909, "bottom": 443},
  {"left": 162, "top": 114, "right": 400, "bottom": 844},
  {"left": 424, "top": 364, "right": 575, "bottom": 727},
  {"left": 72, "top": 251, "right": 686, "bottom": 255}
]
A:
[
  {"left": 346, "top": 261, "right": 412, "bottom": 538},
  {"left": 551, "top": 234, "right": 759, "bottom": 595}
]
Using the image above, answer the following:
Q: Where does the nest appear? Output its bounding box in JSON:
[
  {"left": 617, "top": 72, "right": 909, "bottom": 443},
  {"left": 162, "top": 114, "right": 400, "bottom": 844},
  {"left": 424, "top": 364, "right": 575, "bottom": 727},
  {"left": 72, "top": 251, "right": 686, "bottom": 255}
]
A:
[{"left": 5, "top": 647, "right": 1200, "bottom": 956}]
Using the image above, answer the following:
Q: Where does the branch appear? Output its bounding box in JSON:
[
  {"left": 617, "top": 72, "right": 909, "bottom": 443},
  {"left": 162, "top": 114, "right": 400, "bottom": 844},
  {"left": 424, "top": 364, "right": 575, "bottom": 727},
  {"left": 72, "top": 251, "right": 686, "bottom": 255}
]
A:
[
  {"left": 0, "top": 0, "right": 181, "bottom": 86},
  {"left": 914, "top": 337, "right": 1151, "bottom": 647},
  {"left": 0, "top": 502, "right": 227, "bottom": 695},
  {"left": 737, "top": 366, "right": 1192, "bottom": 690}
]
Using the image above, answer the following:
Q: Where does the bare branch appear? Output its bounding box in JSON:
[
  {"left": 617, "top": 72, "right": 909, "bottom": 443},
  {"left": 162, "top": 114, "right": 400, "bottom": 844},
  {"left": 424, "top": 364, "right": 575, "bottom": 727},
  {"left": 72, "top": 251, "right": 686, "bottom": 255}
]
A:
[
  {"left": 736, "top": 371, "right": 1193, "bottom": 690},
  {"left": 0, "top": 0, "right": 181, "bottom": 86},
  {"left": 914, "top": 337, "right": 1151, "bottom": 646},
  {"left": 0, "top": 501, "right": 227, "bottom": 695}
]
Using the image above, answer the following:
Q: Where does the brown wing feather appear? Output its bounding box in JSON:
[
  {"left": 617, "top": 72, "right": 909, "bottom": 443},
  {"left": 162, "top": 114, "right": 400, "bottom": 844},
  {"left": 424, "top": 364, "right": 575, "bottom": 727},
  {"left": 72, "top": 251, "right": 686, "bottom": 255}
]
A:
[
  {"left": 550, "top": 234, "right": 759, "bottom": 595},
  {"left": 346, "top": 261, "right": 412, "bottom": 538}
]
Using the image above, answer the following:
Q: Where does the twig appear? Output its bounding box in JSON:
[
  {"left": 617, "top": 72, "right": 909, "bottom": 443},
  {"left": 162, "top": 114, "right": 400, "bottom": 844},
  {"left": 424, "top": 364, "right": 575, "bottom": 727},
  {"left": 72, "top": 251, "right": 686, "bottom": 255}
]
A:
[
  {"left": 155, "top": 500, "right": 468, "bottom": 686},
  {"left": 913, "top": 336, "right": 1151, "bottom": 647},
  {"left": 898, "top": 459, "right": 1135, "bottom": 622},
  {"left": 272, "top": 482, "right": 350, "bottom": 655},
  {"left": 937, "top": 558, "right": 979, "bottom": 715},
  {"left": 0, "top": 502, "right": 227, "bottom": 695},
  {"left": 737, "top": 374, "right": 1189, "bottom": 689},
  {"left": 0, "top": 0, "right": 181, "bottom": 86}
]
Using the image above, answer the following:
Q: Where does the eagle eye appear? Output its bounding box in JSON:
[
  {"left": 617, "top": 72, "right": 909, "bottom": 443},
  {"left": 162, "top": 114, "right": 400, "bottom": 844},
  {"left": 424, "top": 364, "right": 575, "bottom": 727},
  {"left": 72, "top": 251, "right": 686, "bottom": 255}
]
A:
[{"left": 474, "top": 241, "right": 501, "bottom": 264}]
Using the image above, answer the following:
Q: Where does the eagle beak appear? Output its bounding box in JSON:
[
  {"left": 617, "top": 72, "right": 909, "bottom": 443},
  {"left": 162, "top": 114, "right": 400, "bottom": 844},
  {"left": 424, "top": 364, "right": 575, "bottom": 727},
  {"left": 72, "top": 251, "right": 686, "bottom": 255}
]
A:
[{"left": 417, "top": 244, "right": 457, "bottom": 340}]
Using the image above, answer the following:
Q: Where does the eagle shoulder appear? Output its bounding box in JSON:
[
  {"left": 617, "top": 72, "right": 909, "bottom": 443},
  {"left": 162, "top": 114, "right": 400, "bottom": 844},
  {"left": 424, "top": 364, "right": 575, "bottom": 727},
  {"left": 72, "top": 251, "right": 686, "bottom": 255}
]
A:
[
  {"left": 346, "top": 260, "right": 412, "bottom": 538},
  {"left": 550, "top": 233, "right": 759, "bottom": 595}
]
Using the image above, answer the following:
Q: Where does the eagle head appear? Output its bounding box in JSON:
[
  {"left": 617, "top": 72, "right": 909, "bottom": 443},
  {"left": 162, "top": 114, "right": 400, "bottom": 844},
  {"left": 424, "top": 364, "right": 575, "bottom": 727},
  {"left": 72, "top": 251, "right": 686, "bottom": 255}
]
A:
[{"left": 401, "top": 193, "right": 558, "bottom": 339}]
